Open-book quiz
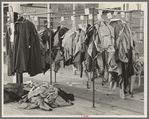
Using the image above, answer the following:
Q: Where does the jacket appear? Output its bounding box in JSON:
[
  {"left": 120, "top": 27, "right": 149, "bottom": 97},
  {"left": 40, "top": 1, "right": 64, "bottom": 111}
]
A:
[
  {"left": 73, "top": 29, "right": 85, "bottom": 56},
  {"left": 53, "top": 27, "right": 69, "bottom": 48},
  {"left": 13, "top": 19, "right": 42, "bottom": 76},
  {"left": 62, "top": 29, "right": 77, "bottom": 64},
  {"left": 109, "top": 20, "right": 135, "bottom": 90}
]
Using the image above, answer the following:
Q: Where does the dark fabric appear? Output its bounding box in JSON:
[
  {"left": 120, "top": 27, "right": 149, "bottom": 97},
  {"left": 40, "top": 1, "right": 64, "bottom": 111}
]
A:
[
  {"left": 115, "top": 49, "right": 120, "bottom": 63},
  {"left": 110, "top": 20, "right": 134, "bottom": 90},
  {"left": 41, "top": 28, "right": 54, "bottom": 74},
  {"left": 5, "top": 28, "right": 14, "bottom": 76},
  {"left": 73, "top": 51, "right": 85, "bottom": 78},
  {"left": 81, "top": 43, "right": 88, "bottom": 60},
  {"left": 42, "top": 50, "right": 55, "bottom": 74},
  {"left": 28, "top": 26, "right": 43, "bottom": 76},
  {"left": 73, "top": 51, "right": 84, "bottom": 69},
  {"left": 84, "top": 26, "right": 94, "bottom": 46},
  {"left": 127, "top": 48, "right": 135, "bottom": 78},
  {"left": 64, "top": 57, "right": 73, "bottom": 66},
  {"left": 54, "top": 49, "right": 63, "bottom": 72},
  {"left": 58, "top": 88, "right": 75, "bottom": 102},
  {"left": 4, "top": 89, "right": 20, "bottom": 103},
  {"left": 59, "top": 27, "right": 69, "bottom": 47},
  {"left": 85, "top": 27, "right": 98, "bottom": 72},
  {"left": 101, "top": 51, "right": 109, "bottom": 81},
  {"left": 54, "top": 50, "right": 63, "bottom": 63},
  {"left": 41, "top": 28, "right": 54, "bottom": 48},
  {"left": 121, "top": 63, "right": 128, "bottom": 90},
  {"left": 52, "top": 27, "right": 69, "bottom": 71},
  {"left": 54, "top": 62, "right": 61, "bottom": 73},
  {"left": 13, "top": 19, "right": 42, "bottom": 76},
  {"left": 109, "top": 20, "right": 123, "bottom": 49},
  {"left": 14, "top": 12, "right": 19, "bottom": 23},
  {"left": 59, "top": 28, "right": 69, "bottom": 67},
  {"left": 5, "top": 28, "right": 11, "bottom": 55},
  {"left": 40, "top": 28, "right": 55, "bottom": 74},
  {"left": 4, "top": 83, "right": 28, "bottom": 103}
]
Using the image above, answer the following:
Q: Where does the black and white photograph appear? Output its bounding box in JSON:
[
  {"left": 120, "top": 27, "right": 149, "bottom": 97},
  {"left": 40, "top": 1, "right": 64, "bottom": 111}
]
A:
[{"left": 1, "top": 1, "right": 147, "bottom": 118}]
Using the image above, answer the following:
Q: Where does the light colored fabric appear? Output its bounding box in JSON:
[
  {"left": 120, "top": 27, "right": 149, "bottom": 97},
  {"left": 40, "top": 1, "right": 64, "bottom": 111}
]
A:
[
  {"left": 19, "top": 83, "right": 58, "bottom": 110},
  {"left": 97, "top": 22, "right": 115, "bottom": 49},
  {"left": 53, "top": 33, "right": 59, "bottom": 47},
  {"left": 62, "top": 29, "right": 76, "bottom": 47},
  {"left": 73, "top": 30, "right": 85, "bottom": 56}
]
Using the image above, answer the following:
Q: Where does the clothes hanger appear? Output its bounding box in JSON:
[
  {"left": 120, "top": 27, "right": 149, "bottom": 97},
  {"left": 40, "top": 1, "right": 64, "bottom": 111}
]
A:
[
  {"left": 109, "top": 14, "right": 121, "bottom": 23},
  {"left": 95, "top": 17, "right": 104, "bottom": 25},
  {"left": 110, "top": 14, "right": 132, "bottom": 24}
]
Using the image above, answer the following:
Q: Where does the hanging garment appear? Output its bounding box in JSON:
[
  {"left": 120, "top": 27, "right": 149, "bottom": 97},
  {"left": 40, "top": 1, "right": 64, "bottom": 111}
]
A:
[
  {"left": 109, "top": 20, "right": 134, "bottom": 91},
  {"left": 95, "top": 22, "right": 118, "bottom": 72},
  {"left": 39, "top": 28, "right": 55, "bottom": 74},
  {"left": 85, "top": 23, "right": 117, "bottom": 74},
  {"left": 54, "top": 49, "right": 63, "bottom": 72},
  {"left": 13, "top": 19, "right": 42, "bottom": 76},
  {"left": 62, "top": 29, "right": 76, "bottom": 48},
  {"left": 73, "top": 51, "right": 85, "bottom": 69},
  {"left": 83, "top": 26, "right": 98, "bottom": 72},
  {"left": 73, "top": 29, "right": 85, "bottom": 56},
  {"left": 73, "top": 29, "right": 86, "bottom": 75},
  {"left": 53, "top": 27, "right": 69, "bottom": 71},
  {"left": 62, "top": 29, "right": 77, "bottom": 65},
  {"left": 86, "top": 37, "right": 98, "bottom": 72},
  {"left": 41, "top": 28, "right": 54, "bottom": 47},
  {"left": 95, "top": 22, "right": 115, "bottom": 49},
  {"left": 109, "top": 20, "right": 130, "bottom": 63},
  {"left": 53, "top": 27, "right": 69, "bottom": 48},
  {"left": 5, "top": 27, "right": 14, "bottom": 76}
]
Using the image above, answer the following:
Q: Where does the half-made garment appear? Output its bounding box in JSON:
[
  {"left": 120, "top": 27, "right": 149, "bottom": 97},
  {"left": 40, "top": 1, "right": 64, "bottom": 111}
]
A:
[
  {"left": 109, "top": 19, "right": 135, "bottom": 94},
  {"left": 19, "top": 83, "right": 74, "bottom": 111},
  {"left": 12, "top": 18, "right": 42, "bottom": 76}
]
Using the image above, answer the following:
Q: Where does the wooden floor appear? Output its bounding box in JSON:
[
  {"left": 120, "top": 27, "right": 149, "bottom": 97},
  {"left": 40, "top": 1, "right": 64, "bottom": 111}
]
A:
[
  {"left": 2, "top": 64, "right": 145, "bottom": 117},
  {"left": 3, "top": 97, "right": 143, "bottom": 117}
]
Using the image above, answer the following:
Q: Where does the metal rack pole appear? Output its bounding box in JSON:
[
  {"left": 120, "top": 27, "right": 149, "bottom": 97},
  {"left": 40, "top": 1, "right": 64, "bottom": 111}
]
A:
[
  {"left": 55, "top": 71, "right": 57, "bottom": 83},
  {"left": 86, "top": 15, "right": 89, "bottom": 25},
  {"left": 47, "top": 3, "right": 52, "bottom": 85},
  {"left": 16, "top": 73, "right": 23, "bottom": 86},
  {"left": 50, "top": 4, "right": 52, "bottom": 85},
  {"left": 92, "top": 7, "right": 95, "bottom": 108}
]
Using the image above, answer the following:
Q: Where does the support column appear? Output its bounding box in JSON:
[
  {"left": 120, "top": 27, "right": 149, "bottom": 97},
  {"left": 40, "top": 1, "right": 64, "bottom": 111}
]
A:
[
  {"left": 9, "top": 3, "right": 22, "bottom": 85},
  {"left": 9, "top": 3, "right": 21, "bottom": 13},
  {"left": 47, "top": 3, "right": 53, "bottom": 85},
  {"left": 73, "top": 3, "right": 75, "bottom": 26},
  {"left": 125, "top": 4, "right": 129, "bottom": 22},
  {"left": 47, "top": 4, "right": 50, "bottom": 28},
  {"left": 92, "top": 8, "right": 95, "bottom": 108}
]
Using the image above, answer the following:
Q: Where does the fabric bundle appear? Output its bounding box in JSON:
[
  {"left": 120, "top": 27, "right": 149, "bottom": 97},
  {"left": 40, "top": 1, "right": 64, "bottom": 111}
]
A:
[{"left": 18, "top": 83, "right": 74, "bottom": 111}]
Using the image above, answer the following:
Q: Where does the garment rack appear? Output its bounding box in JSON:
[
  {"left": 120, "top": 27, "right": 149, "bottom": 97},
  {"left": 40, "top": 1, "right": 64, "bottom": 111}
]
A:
[{"left": 16, "top": 6, "right": 143, "bottom": 108}]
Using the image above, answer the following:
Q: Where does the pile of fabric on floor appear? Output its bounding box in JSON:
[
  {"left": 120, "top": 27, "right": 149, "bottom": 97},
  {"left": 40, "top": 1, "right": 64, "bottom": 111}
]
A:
[{"left": 4, "top": 82, "right": 75, "bottom": 111}]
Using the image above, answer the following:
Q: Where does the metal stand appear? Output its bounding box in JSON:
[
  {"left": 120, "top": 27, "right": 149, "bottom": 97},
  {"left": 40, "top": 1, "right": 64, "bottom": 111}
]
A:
[
  {"left": 92, "top": 8, "right": 96, "bottom": 108},
  {"left": 55, "top": 71, "right": 57, "bottom": 83},
  {"left": 92, "top": 70, "right": 95, "bottom": 108},
  {"left": 16, "top": 73, "right": 23, "bottom": 86},
  {"left": 86, "top": 15, "right": 89, "bottom": 25},
  {"left": 49, "top": 3, "right": 52, "bottom": 85}
]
